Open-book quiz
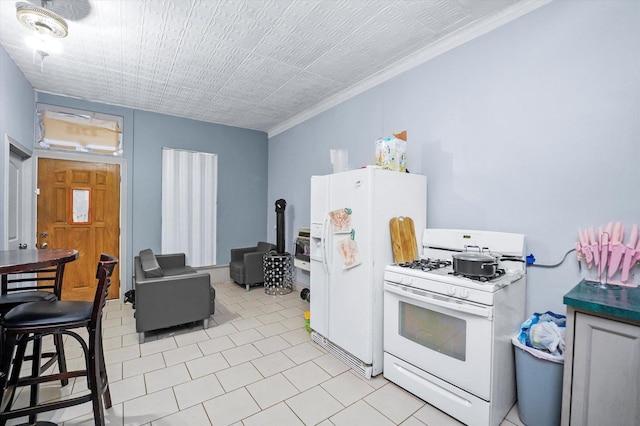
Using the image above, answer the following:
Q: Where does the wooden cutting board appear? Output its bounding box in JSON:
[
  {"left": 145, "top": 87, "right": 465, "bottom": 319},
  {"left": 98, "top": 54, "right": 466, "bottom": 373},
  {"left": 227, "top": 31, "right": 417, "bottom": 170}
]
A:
[{"left": 389, "top": 216, "right": 418, "bottom": 264}]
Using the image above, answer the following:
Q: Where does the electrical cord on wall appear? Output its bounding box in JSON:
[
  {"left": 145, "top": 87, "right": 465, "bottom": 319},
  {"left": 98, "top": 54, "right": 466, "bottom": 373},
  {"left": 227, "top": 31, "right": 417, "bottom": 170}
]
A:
[{"left": 526, "top": 248, "right": 576, "bottom": 268}]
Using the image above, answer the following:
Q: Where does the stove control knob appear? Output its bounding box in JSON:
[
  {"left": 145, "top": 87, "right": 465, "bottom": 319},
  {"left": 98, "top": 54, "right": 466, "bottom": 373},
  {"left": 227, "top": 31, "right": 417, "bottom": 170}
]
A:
[
  {"left": 459, "top": 289, "right": 470, "bottom": 299},
  {"left": 447, "top": 286, "right": 456, "bottom": 296},
  {"left": 401, "top": 276, "right": 412, "bottom": 285}
]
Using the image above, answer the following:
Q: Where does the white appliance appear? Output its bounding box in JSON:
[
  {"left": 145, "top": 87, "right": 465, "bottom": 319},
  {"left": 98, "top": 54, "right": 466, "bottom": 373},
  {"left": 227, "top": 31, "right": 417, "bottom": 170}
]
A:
[
  {"left": 310, "top": 167, "right": 427, "bottom": 378},
  {"left": 383, "top": 229, "right": 526, "bottom": 426}
]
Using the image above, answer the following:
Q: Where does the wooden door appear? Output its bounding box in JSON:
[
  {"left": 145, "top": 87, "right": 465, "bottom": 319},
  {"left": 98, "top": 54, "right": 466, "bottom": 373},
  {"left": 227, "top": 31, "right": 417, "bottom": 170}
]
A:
[{"left": 37, "top": 158, "right": 120, "bottom": 301}]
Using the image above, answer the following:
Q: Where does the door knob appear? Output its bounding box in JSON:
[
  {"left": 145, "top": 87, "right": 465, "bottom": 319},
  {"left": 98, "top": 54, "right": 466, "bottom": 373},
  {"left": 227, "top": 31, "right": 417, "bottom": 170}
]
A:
[
  {"left": 40, "top": 243, "right": 48, "bottom": 249},
  {"left": 18, "top": 243, "right": 28, "bottom": 249}
]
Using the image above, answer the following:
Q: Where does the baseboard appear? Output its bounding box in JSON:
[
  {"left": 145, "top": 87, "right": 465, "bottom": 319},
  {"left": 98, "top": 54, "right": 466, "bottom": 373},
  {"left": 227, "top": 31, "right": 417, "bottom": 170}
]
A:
[
  {"left": 201, "top": 264, "right": 309, "bottom": 296},
  {"left": 293, "top": 281, "right": 309, "bottom": 293},
  {"left": 197, "top": 265, "right": 229, "bottom": 284}
]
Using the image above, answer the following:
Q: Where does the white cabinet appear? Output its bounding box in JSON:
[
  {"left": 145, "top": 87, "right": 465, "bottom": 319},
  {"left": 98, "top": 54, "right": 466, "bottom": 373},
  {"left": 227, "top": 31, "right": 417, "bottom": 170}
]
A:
[{"left": 561, "top": 309, "right": 640, "bottom": 425}]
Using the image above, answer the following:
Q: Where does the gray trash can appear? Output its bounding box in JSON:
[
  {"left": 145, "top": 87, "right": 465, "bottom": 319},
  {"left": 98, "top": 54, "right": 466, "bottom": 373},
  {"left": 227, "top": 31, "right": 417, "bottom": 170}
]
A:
[{"left": 512, "top": 337, "right": 564, "bottom": 426}]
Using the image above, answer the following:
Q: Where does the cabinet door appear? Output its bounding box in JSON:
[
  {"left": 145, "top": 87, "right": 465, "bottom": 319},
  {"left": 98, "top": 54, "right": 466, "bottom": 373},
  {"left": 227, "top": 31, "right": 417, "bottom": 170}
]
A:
[{"left": 571, "top": 313, "right": 640, "bottom": 425}]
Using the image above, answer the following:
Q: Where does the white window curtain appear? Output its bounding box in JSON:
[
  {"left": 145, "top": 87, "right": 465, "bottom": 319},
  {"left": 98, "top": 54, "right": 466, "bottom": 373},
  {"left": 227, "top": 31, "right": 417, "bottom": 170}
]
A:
[{"left": 162, "top": 148, "right": 217, "bottom": 267}]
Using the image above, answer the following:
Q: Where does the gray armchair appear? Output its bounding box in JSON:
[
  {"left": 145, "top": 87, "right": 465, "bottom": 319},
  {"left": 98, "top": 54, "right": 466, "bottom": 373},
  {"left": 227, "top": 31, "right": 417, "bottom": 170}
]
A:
[
  {"left": 134, "top": 249, "right": 215, "bottom": 343},
  {"left": 229, "top": 242, "right": 275, "bottom": 291}
]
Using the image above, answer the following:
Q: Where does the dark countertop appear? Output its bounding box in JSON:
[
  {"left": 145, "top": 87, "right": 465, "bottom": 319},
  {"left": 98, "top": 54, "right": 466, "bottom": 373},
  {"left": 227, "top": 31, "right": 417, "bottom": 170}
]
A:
[{"left": 564, "top": 279, "right": 640, "bottom": 323}]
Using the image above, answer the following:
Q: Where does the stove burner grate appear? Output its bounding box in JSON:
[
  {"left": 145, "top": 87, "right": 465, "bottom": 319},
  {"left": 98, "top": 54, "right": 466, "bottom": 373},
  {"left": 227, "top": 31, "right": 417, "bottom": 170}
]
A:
[
  {"left": 398, "top": 258, "right": 452, "bottom": 271},
  {"left": 449, "top": 268, "right": 506, "bottom": 282}
]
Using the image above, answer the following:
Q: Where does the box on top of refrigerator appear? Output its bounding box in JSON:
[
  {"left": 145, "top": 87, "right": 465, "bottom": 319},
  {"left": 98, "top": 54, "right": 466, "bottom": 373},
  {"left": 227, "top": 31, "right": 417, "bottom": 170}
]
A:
[{"left": 375, "top": 134, "right": 407, "bottom": 172}]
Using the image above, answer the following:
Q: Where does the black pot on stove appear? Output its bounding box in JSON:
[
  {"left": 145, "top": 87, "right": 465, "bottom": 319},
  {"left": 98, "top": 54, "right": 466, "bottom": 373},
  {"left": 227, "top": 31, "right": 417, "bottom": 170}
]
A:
[{"left": 451, "top": 250, "right": 499, "bottom": 278}]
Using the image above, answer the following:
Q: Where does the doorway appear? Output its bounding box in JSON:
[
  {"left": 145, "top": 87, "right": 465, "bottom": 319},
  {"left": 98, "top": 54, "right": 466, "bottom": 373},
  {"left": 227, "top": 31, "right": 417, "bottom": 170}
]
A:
[
  {"left": 3, "top": 135, "right": 33, "bottom": 251},
  {"left": 37, "top": 158, "right": 120, "bottom": 301},
  {"left": 8, "top": 150, "right": 23, "bottom": 250}
]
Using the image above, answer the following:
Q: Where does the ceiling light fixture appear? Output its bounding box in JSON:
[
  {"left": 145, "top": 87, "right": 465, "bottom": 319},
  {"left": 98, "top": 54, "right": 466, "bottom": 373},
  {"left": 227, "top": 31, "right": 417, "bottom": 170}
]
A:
[
  {"left": 26, "top": 33, "right": 62, "bottom": 54},
  {"left": 16, "top": 1, "right": 69, "bottom": 38}
]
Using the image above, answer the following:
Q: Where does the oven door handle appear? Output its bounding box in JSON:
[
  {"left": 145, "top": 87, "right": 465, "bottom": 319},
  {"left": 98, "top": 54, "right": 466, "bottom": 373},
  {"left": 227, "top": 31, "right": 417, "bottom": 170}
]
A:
[{"left": 385, "top": 283, "right": 493, "bottom": 319}]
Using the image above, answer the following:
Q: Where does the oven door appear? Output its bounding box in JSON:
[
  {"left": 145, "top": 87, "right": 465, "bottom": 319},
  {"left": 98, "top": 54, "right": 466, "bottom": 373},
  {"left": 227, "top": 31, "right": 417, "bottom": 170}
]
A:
[{"left": 384, "top": 281, "right": 493, "bottom": 400}]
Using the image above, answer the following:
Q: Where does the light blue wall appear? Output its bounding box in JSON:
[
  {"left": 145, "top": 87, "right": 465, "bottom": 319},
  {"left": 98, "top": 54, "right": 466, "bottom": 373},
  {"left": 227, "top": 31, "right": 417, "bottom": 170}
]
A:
[
  {"left": 0, "top": 46, "right": 35, "bottom": 245},
  {"left": 36, "top": 93, "right": 268, "bottom": 290},
  {"left": 268, "top": 0, "right": 640, "bottom": 316},
  {"left": 131, "top": 111, "right": 269, "bottom": 263}
]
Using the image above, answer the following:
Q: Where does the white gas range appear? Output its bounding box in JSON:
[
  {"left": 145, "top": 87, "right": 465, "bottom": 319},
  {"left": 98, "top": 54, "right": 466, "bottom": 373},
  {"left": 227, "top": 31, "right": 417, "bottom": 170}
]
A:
[{"left": 383, "top": 229, "right": 526, "bottom": 426}]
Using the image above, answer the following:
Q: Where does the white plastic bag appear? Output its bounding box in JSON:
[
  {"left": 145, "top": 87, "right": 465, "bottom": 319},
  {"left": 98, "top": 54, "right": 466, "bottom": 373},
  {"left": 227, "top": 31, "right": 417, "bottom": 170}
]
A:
[
  {"left": 517, "top": 311, "right": 566, "bottom": 361},
  {"left": 529, "top": 321, "right": 565, "bottom": 356}
]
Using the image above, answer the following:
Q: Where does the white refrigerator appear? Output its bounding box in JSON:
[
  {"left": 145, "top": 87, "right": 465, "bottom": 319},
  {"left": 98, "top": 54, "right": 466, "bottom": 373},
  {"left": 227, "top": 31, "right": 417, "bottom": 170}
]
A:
[{"left": 310, "top": 167, "right": 426, "bottom": 378}]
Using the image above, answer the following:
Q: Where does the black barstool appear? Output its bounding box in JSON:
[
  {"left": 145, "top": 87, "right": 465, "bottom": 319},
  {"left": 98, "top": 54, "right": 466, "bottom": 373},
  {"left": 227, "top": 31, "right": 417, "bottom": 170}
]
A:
[
  {"left": 0, "top": 254, "right": 118, "bottom": 426},
  {"left": 0, "top": 265, "right": 68, "bottom": 386}
]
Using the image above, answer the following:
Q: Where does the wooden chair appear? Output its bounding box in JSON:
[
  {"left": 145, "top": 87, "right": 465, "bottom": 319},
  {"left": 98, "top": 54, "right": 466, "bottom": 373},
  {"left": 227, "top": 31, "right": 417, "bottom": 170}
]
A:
[
  {"left": 0, "top": 254, "right": 118, "bottom": 426},
  {"left": 0, "top": 264, "right": 63, "bottom": 314},
  {"left": 0, "top": 264, "right": 68, "bottom": 386}
]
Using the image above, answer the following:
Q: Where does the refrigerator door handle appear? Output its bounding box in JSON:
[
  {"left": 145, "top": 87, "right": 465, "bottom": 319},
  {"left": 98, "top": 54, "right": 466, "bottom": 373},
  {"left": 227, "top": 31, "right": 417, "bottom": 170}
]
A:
[
  {"left": 323, "top": 214, "right": 331, "bottom": 275},
  {"left": 322, "top": 214, "right": 331, "bottom": 333}
]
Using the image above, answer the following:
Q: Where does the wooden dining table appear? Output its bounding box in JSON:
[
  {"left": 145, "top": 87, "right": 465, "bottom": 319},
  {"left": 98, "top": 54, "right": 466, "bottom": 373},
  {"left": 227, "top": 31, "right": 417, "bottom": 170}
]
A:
[
  {"left": 0, "top": 248, "right": 79, "bottom": 297},
  {"left": 0, "top": 248, "right": 78, "bottom": 274}
]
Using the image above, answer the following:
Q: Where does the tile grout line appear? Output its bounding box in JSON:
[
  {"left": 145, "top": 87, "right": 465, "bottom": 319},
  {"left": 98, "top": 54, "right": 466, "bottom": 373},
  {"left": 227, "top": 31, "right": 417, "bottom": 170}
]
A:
[{"left": 47, "top": 282, "right": 487, "bottom": 425}]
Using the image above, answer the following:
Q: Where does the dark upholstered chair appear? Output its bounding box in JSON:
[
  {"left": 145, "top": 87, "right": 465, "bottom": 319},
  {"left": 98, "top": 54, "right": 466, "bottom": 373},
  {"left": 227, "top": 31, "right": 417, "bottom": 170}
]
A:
[
  {"left": 133, "top": 249, "right": 215, "bottom": 343},
  {"left": 0, "top": 254, "right": 118, "bottom": 426},
  {"left": 229, "top": 242, "right": 276, "bottom": 291}
]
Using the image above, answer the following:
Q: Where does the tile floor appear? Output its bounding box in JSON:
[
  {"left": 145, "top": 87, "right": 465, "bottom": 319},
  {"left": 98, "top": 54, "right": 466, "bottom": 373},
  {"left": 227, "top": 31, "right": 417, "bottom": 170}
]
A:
[{"left": 7, "top": 280, "right": 527, "bottom": 425}]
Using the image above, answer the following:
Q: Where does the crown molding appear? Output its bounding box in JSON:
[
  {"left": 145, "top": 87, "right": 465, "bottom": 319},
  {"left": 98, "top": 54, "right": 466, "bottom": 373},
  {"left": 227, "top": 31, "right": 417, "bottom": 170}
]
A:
[{"left": 268, "top": 0, "right": 552, "bottom": 138}]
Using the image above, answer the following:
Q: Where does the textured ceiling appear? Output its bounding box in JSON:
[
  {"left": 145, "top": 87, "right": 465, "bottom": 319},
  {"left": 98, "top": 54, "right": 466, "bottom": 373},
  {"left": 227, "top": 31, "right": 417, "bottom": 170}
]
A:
[{"left": 0, "top": 0, "right": 546, "bottom": 135}]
